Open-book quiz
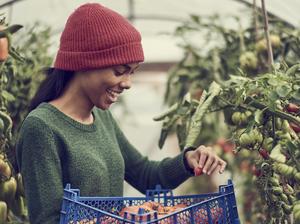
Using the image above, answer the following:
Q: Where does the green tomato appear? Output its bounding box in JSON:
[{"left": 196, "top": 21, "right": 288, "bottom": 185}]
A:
[
  {"left": 280, "top": 194, "right": 289, "bottom": 204},
  {"left": 240, "top": 113, "right": 248, "bottom": 125},
  {"left": 276, "top": 130, "right": 292, "bottom": 141},
  {"left": 281, "top": 133, "right": 292, "bottom": 141},
  {"left": 282, "top": 203, "right": 292, "bottom": 215},
  {"left": 239, "top": 51, "right": 258, "bottom": 70},
  {"left": 275, "top": 164, "right": 295, "bottom": 177},
  {"left": 294, "top": 172, "right": 300, "bottom": 182},
  {"left": 285, "top": 184, "right": 294, "bottom": 194},
  {"left": 272, "top": 186, "right": 283, "bottom": 195},
  {"left": 0, "top": 201, "right": 7, "bottom": 224},
  {"left": 244, "top": 129, "right": 262, "bottom": 145},
  {"left": 231, "top": 112, "right": 242, "bottom": 126},
  {"left": 275, "top": 118, "right": 283, "bottom": 129},
  {"left": 239, "top": 133, "right": 253, "bottom": 147},
  {"left": 253, "top": 129, "right": 263, "bottom": 143},
  {"left": 245, "top": 110, "right": 252, "bottom": 118},
  {"left": 256, "top": 39, "right": 267, "bottom": 53},
  {"left": 281, "top": 120, "right": 290, "bottom": 133},
  {"left": 275, "top": 100, "right": 283, "bottom": 110},
  {"left": 271, "top": 153, "right": 286, "bottom": 164},
  {"left": 288, "top": 195, "right": 296, "bottom": 204},
  {"left": 294, "top": 210, "right": 300, "bottom": 223},
  {"left": 236, "top": 128, "right": 246, "bottom": 136},
  {"left": 270, "top": 193, "right": 278, "bottom": 201},
  {"left": 269, "top": 177, "right": 280, "bottom": 186},
  {"left": 293, "top": 201, "right": 300, "bottom": 222},
  {"left": 262, "top": 137, "right": 273, "bottom": 151},
  {"left": 238, "top": 148, "right": 251, "bottom": 158},
  {"left": 270, "top": 35, "right": 281, "bottom": 48}
]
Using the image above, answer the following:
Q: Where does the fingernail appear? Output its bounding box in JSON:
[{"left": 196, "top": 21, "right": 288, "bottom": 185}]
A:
[{"left": 203, "top": 169, "right": 206, "bottom": 174}]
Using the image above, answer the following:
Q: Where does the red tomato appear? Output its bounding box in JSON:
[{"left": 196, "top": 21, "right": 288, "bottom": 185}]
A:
[
  {"left": 194, "top": 167, "right": 203, "bottom": 176},
  {"left": 216, "top": 138, "right": 226, "bottom": 147},
  {"left": 290, "top": 122, "right": 300, "bottom": 133},
  {"left": 217, "top": 138, "right": 235, "bottom": 153},
  {"left": 191, "top": 88, "right": 203, "bottom": 100},
  {"left": 240, "top": 160, "right": 250, "bottom": 173},
  {"left": 259, "top": 148, "right": 269, "bottom": 160},
  {"left": 251, "top": 165, "right": 262, "bottom": 177},
  {"left": 0, "top": 25, "right": 8, "bottom": 62},
  {"left": 286, "top": 103, "right": 300, "bottom": 113}
]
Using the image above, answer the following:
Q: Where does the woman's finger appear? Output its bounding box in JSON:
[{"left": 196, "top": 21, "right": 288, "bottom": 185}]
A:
[
  {"left": 218, "top": 160, "right": 227, "bottom": 173},
  {"left": 198, "top": 151, "right": 208, "bottom": 169},
  {"left": 190, "top": 157, "right": 199, "bottom": 170},
  {"left": 207, "top": 159, "right": 219, "bottom": 175},
  {"left": 212, "top": 164, "right": 222, "bottom": 175},
  {"left": 202, "top": 154, "right": 215, "bottom": 174}
]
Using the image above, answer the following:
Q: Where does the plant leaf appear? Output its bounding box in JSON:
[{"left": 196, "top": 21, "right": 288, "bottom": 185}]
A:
[
  {"left": 2, "top": 90, "right": 15, "bottom": 102},
  {"left": 276, "top": 85, "right": 291, "bottom": 98}
]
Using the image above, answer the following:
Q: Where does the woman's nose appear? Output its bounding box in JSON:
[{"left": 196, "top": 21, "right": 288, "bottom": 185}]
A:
[{"left": 120, "top": 74, "right": 132, "bottom": 89}]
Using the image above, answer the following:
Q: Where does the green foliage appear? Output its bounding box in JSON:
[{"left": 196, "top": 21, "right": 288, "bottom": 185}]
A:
[
  {"left": 6, "top": 23, "right": 53, "bottom": 135},
  {"left": 164, "top": 14, "right": 300, "bottom": 106},
  {"left": 155, "top": 9, "right": 300, "bottom": 224},
  {"left": 0, "top": 21, "right": 53, "bottom": 223}
]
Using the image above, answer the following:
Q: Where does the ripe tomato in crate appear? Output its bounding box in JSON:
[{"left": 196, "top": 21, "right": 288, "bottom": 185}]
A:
[{"left": 60, "top": 180, "right": 240, "bottom": 224}]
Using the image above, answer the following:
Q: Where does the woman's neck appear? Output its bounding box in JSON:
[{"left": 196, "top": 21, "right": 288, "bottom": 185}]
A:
[{"left": 49, "top": 88, "right": 94, "bottom": 125}]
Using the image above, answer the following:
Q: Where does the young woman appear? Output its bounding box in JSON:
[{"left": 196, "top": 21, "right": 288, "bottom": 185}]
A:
[{"left": 16, "top": 3, "right": 227, "bottom": 224}]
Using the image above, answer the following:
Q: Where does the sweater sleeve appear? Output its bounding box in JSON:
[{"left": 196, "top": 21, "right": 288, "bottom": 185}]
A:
[
  {"left": 108, "top": 112, "right": 193, "bottom": 194},
  {"left": 16, "top": 116, "right": 63, "bottom": 224}
]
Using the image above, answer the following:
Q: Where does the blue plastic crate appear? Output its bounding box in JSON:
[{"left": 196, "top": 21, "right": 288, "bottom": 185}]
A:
[{"left": 60, "top": 179, "right": 240, "bottom": 224}]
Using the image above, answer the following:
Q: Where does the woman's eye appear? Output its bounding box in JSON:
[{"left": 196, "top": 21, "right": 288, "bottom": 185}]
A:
[
  {"left": 113, "top": 70, "right": 124, "bottom": 76},
  {"left": 113, "top": 65, "right": 136, "bottom": 76},
  {"left": 113, "top": 69, "right": 132, "bottom": 76}
]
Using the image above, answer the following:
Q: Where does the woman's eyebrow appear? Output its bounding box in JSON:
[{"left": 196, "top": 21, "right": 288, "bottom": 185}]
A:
[{"left": 123, "top": 64, "right": 140, "bottom": 71}]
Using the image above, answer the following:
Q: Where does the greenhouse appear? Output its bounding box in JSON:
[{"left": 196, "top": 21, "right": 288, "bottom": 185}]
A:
[{"left": 0, "top": 0, "right": 299, "bottom": 223}]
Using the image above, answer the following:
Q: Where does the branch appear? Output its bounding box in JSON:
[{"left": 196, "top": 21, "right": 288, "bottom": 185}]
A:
[
  {"left": 261, "top": 0, "right": 274, "bottom": 67},
  {"left": 153, "top": 103, "right": 178, "bottom": 121},
  {"left": 218, "top": 97, "right": 248, "bottom": 111},
  {"left": 219, "top": 96, "right": 300, "bottom": 126},
  {"left": 253, "top": 0, "right": 259, "bottom": 42},
  {"left": 245, "top": 97, "right": 300, "bottom": 126}
]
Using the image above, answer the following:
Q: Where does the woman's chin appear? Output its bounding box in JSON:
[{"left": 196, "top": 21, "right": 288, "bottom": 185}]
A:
[{"left": 96, "top": 101, "right": 113, "bottom": 110}]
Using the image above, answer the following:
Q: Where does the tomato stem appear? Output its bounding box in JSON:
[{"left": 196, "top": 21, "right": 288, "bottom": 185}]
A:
[
  {"left": 153, "top": 102, "right": 178, "bottom": 121},
  {"left": 261, "top": 0, "right": 274, "bottom": 68},
  {"left": 271, "top": 116, "right": 277, "bottom": 148},
  {"left": 246, "top": 97, "right": 300, "bottom": 126}
]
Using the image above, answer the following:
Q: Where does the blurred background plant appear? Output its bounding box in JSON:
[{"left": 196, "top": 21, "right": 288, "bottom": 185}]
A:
[{"left": 0, "top": 18, "right": 53, "bottom": 223}]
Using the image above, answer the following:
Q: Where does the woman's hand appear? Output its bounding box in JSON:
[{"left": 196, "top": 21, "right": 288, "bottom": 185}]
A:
[{"left": 185, "top": 145, "right": 227, "bottom": 176}]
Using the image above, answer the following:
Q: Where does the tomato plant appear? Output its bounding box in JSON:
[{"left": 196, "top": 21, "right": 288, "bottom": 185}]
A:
[
  {"left": 0, "top": 18, "right": 52, "bottom": 223},
  {"left": 155, "top": 6, "right": 300, "bottom": 223}
]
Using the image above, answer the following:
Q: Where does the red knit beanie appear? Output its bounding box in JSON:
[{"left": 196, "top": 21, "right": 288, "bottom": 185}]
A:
[{"left": 54, "top": 3, "right": 144, "bottom": 71}]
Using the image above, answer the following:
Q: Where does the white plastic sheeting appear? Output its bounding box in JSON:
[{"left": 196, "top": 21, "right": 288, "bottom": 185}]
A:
[
  {"left": 244, "top": 0, "right": 300, "bottom": 27},
  {"left": 1, "top": 0, "right": 299, "bottom": 62}
]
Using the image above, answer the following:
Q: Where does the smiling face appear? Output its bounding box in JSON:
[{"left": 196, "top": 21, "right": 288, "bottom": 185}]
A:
[{"left": 78, "top": 63, "right": 139, "bottom": 110}]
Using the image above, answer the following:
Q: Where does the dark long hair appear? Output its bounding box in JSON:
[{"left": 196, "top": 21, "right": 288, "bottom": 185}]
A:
[{"left": 29, "top": 68, "right": 75, "bottom": 112}]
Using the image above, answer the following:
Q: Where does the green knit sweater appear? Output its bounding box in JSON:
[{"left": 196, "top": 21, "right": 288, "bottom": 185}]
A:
[{"left": 16, "top": 103, "right": 193, "bottom": 224}]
